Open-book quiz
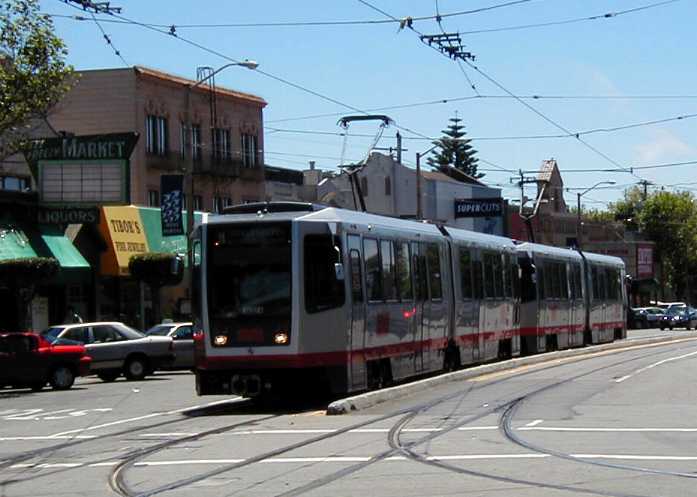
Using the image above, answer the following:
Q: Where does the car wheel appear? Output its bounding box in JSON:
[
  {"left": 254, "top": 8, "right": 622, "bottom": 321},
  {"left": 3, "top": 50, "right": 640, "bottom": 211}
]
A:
[
  {"left": 50, "top": 366, "right": 75, "bottom": 390},
  {"left": 124, "top": 356, "right": 148, "bottom": 381},
  {"left": 659, "top": 326, "right": 664, "bottom": 330},
  {"left": 98, "top": 371, "right": 120, "bottom": 382},
  {"left": 30, "top": 381, "right": 45, "bottom": 392}
]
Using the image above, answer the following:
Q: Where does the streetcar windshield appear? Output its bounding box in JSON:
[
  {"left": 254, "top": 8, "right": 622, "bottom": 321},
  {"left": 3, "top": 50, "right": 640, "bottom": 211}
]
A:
[{"left": 207, "top": 222, "right": 292, "bottom": 346}]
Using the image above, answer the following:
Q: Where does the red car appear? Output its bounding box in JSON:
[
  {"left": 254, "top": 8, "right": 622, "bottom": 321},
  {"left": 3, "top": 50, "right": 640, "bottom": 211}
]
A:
[{"left": 0, "top": 332, "right": 92, "bottom": 391}]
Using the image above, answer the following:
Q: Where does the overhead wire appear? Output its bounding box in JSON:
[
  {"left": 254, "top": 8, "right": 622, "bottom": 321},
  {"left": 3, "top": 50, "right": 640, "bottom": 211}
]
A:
[{"left": 88, "top": 11, "right": 128, "bottom": 65}]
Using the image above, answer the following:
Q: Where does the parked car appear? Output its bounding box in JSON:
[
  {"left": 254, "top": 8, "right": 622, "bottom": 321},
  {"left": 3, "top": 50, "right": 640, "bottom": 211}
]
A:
[
  {"left": 642, "top": 307, "right": 665, "bottom": 327},
  {"left": 0, "top": 332, "right": 91, "bottom": 391},
  {"left": 41, "top": 322, "right": 174, "bottom": 382},
  {"left": 659, "top": 307, "right": 697, "bottom": 330},
  {"left": 629, "top": 308, "right": 648, "bottom": 329},
  {"left": 145, "top": 322, "right": 194, "bottom": 369}
]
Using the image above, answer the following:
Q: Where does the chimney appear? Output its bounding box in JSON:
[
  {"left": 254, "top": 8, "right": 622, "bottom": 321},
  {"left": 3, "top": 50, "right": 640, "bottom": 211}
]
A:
[{"left": 309, "top": 160, "right": 316, "bottom": 170}]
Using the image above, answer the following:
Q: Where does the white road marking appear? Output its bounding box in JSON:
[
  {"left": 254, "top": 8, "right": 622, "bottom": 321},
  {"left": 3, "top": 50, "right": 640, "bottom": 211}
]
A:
[
  {"left": 2, "top": 408, "right": 114, "bottom": 421},
  {"left": 13, "top": 452, "right": 697, "bottom": 470},
  {"left": 573, "top": 454, "right": 697, "bottom": 461},
  {"left": 139, "top": 432, "right": 199, "bottom": 438},
  {"left": 525, "top": 419, "right": 544, "bottom": 427},
  {"left": 0, "top": 435, "right": 96, "bottom": 441},
  {"left": 615, "top": 350, "right": 697, "bottom": 383},
  {"left": 48, "top": 398, "right": 243, "bottom": 438},
  {"left": 519, "top": 427, "right": 697, "bottom": 432}
]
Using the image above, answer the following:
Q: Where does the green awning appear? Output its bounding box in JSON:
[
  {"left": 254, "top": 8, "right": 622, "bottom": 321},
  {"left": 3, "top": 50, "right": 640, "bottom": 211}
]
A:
[
  {"left": 39, "top": 228, "right": 90, "bottom": 269},
  {"left": 0, "top": 227, "right": 37, "bottom": 260},
  {"left": 138, "top": 207, "right": 203, "bottom": 267}
]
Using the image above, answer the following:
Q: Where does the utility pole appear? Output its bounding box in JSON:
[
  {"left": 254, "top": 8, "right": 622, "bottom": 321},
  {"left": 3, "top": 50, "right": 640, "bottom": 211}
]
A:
[
  {"left": 638, "top": 179, "right": 652, "bottom": 200},
  {"left": 514, "top": 170, "right": 546, "bottom": 243},
  {"left": 416, "top": 152, "right": 423, "bottom": 220}
]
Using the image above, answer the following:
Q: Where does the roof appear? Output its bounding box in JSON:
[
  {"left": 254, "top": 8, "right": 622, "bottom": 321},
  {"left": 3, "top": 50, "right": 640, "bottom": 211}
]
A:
[
  {"left": 133, "top": 66, "right": 267, "bottom": 106},
  {"left": 422, "top": 168, "right": 487, "bottom": 187},
  {"left": 422, "top": 171, "right": 461, "bottom": 184}
]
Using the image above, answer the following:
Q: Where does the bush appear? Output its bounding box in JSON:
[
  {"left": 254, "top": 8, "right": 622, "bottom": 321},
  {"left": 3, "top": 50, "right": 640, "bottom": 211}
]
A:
[{"left": 0, "top": 257, "right": 59, "bottom": 284}]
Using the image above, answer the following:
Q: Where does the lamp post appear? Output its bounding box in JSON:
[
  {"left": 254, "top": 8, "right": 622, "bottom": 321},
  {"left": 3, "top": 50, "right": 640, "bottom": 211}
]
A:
[
  {"left": 576, "top": 180, "right": 615, "bottom": 249},
  {"left": 184, "top": 60, "right": 258, "bottom": 272},
  {"left": 415, "top": 144, "right": 438, "bottom": 220}
]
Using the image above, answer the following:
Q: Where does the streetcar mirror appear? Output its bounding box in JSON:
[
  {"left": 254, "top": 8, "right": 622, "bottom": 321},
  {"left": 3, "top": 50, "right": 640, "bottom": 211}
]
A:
[{"left": 334, "top": 262, "right": 345, "bottom": 281}]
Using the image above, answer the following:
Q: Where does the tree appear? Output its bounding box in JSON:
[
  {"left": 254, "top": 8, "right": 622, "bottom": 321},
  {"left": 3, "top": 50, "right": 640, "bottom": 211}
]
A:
[
  {"left": 427, "top": 115, "right": 482, "bottom": 179},
  {"left": 0, "top": 257, "right": 58, "bottom": 331},
  {"left": 129, "top": 253, "right": 183, "bottom": 326},
  {"left": 0, "top": 0, "right": 74, "bottom": 161}
]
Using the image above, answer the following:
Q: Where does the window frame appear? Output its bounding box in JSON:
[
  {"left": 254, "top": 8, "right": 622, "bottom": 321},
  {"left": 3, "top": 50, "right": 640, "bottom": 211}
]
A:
[{"left": 303, "top": 234, "right": 346, "bottom": 314}]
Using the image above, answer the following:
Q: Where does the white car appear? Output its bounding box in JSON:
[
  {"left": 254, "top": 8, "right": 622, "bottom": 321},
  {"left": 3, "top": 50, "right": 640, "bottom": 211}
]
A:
[{"left": 42, "top": 322, "right": 175, "bottom": 382}]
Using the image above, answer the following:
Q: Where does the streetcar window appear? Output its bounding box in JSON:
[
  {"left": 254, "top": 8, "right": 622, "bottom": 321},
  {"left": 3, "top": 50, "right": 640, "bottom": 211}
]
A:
[
  {"left": 381, "top": 240, "right": 398, "bottom": 301},
  {"left": 413, "top": 243, "right": 428, "bottom": 301},
  {"left": 493, "top": 253, "right": 504, "bottom": 298},
  {"left": 559, "top": 263, "right": 569, "bottom": 299},
  {"left": 191, "top": 232, "right": 202, "bottom": 320},
  {"left": 591, "top": 265, "right": 599, "bottom": 301},
  {"left": 519, "top": 256, "right": 536, "bottom": 303},
  {"left": 510, "top": 259, "right": 519, "bottom": 299},
  {"left": 571, "top": 264, "right": 583, "bottom": 300},
  {"left": 364, "top": 238, "right": 382, "bottom": 301},
  {"left": 503, "top": 254, "right": 512, "bottom": 298},
  {"left": 395, "top": 242, "right": 413, "bottom": 301},
  {"left": 349, "top": 249, "right": 363, "bottom": 303},
  {"left": 305, "top": 234, "right": 345, "bottom": 313},
  {"left": 459, "top": 248, "right": 473, "bottom": 299},
  {"left": 483, "top": 253, "right": 495, "bottom": 298},
  {"left": 426, "top": 243, "right": 442, "bottom": 300},
  {"left": 473, "top": 259, "right": 483, "bottom": 299}
]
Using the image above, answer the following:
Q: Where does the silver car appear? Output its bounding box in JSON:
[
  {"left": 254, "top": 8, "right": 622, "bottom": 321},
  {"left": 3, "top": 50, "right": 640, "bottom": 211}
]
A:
[
  {"left": 145, "top": 322, "right": 194, "bottom": 369},
  {"left": 42, "top": 322, "right": 175, "bottom": 382}
]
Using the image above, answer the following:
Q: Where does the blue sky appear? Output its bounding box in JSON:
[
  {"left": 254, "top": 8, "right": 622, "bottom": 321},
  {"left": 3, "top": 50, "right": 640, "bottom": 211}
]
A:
[{"left": 46, "top": 0, "right": 697, "bottom": 209}]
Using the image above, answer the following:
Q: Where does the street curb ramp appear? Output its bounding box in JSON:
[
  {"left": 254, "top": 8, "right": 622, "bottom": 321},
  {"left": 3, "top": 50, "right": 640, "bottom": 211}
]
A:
[{"left": 326, "top": 334, "right": 697, "bottom": 415}]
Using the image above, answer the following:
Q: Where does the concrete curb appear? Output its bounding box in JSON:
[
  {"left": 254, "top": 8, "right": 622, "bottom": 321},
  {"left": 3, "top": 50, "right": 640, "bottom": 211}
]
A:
[{"left": 326, "top": 333, "right": 697, "bottom": 415}]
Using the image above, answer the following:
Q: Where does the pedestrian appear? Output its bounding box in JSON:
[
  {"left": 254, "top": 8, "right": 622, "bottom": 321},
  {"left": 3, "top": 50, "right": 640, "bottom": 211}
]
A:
[{"left": 65, "top": 305, "right": 83, "bottom": 324}]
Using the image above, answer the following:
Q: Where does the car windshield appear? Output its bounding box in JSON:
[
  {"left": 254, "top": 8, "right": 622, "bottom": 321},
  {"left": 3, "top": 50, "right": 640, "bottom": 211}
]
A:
[
  {"left": 113, "top": 323, "right": 145, "bottom": 339},
  {"left": 146, "top": 325, "right": 175, "bottom": 336},
  {"left": 41, "top": 327, "right": 66, "bottom": 343},
  {"left": 666, "top": 307, "right": 686, "bottom": 316}
]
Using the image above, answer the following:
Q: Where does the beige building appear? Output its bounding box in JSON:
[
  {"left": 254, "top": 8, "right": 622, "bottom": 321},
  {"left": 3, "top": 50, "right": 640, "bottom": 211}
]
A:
[{"left": 47, "top": 66, "right": 267, "bottom": 211}]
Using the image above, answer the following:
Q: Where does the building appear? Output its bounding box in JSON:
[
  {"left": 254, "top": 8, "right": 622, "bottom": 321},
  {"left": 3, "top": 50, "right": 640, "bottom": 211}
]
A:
[
  {"left": 47, "top": 66, "right": 267, "bottom": 212},
  {"left": 317, "top": 152, "right": 505, "bottom": 235},
  {"left": 264, "top": 163, "right": 326, "bottom": 202}
]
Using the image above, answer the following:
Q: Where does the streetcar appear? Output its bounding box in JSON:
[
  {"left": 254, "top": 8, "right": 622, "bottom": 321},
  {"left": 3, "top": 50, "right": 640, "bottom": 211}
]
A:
[{"left": 191, "top": 202, "right": 626, "bottom": 398}]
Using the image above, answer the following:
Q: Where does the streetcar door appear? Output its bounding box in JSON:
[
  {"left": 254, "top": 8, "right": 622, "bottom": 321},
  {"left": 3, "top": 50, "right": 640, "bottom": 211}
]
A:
[
  {"left": 412, "top": 242, "right": 427, "bottom": 372},
  {"left": 348, "top": 235, "right": 366, "bottom": 390}
]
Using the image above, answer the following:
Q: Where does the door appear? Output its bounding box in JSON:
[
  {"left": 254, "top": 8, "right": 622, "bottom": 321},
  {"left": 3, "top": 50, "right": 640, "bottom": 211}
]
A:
[
  {"left": 348, "top": 235, "right": 366, "bottom": 390},
  {"left": 88, "top": 325, "right": 127, "bottom": 370},
  {"left": 172, "top": 325, "right": 194, "bottom": 368}
]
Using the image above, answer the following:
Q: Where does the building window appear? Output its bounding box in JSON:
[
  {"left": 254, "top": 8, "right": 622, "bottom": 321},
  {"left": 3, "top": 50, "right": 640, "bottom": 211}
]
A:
[
  {"left": 213, "top": 196, "right": 231, "bottom": 213},
  {"left": 146, "top": 115, "right": 168, "bottom": 155},
  {"left": 241, "top": 133, "right": 258, "bottom": 168},
  {"left": 384, "top": 176, "right": 391, "bottom": 196},
  {"left": 148, "top": 189, "right": 160, "bottom": 207},
  {"left": 180, "top": 123, "right": 202, "bottom": 160},
  {"left": 212, "top": 128, "right": 230, "bottom": 160},
  {"left": 194, "top": 195, "right": 203, "bottom": 211},
  {"left": 1, "top": 176, "right": 29, "bottom": 191},
  {"left": 223, "top": 197, "right": 233, "bottom": 208}
]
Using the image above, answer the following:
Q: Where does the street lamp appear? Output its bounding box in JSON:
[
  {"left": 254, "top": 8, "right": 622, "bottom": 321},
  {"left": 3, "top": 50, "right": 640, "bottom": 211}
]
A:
[
  {"left": 184, "top": 60, "right": 258, "bottom": 271},
  {"left": 415, "top": 144, "right": 438, "bottom": 220},
  {"left": 576, "top": 180, "right": 615, "bottom": 249}
]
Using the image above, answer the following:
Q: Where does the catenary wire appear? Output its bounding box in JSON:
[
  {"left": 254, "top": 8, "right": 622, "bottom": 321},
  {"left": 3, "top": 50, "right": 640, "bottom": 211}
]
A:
[{"left": 88, "top": 11, "right": 128, "bottom": 66}]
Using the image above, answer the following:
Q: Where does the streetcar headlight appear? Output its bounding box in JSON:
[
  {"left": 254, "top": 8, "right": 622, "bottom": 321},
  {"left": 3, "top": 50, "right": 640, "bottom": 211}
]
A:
[
  {"left": 214, "top": 335, "right": 228, "bottom": 346},
  {"left": 273, "top": 332, "right": 289, "bottom": 345}
]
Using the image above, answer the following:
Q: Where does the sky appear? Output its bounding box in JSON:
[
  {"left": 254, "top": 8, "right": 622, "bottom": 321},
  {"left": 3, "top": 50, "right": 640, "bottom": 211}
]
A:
[{"left": 44, "top": 0, "right": 697, "bottom": 211}]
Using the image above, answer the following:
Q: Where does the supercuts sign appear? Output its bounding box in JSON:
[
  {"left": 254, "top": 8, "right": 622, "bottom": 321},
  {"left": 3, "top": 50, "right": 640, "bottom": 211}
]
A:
[{"left": 454, "top": 198, "right": 503, "bottom": 218}]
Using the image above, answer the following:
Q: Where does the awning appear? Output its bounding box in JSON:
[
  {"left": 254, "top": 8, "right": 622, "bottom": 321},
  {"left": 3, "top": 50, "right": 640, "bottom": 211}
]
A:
[
  {"left": 0, "top": 226, "right": 37, "bottom": 260},
  {"left": 39, "top": 226, "right": 90, "bottom": 269},
  {"left": 138, "top": 207, "right": 202, "bottom": 267}
]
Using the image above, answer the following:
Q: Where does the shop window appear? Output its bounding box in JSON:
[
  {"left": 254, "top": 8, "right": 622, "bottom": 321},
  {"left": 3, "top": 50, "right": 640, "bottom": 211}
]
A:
[
  {"left": 212, "top": 128, "right": 231, "bottom": 160},
  {"left": 148, "top": 190, "right": 160, "bottom": 207},
  {"left": 304, "top": 235, "right": 345, "bottom": 313},
  {"left": 241, "top": 133, "right": 258, "bottom": 168},
  {"left": 146, "top": 115, "right": 167, "bottom": 156},
  {"left": 1, "top": 176, "right": 29, "bottom": 191},
  {"left": 194, "top": 195, "right": 203, "bottom": 211}
]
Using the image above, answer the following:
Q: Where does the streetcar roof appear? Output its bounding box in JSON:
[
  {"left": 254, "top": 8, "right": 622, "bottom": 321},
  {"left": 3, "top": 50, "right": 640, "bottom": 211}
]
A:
[{"left": 515, "top": 242, "right": 584, "bottom": 261}]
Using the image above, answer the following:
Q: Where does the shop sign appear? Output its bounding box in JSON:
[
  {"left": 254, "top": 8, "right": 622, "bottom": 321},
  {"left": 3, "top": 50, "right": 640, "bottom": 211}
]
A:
[
  {"left": 637, "top": 245, "right": 654, "bottom": 279},
  {"left": 25, "top": 133, "right": 139, "bottom": 162},
  {"left": 454, "top": 197, "right": 503, "bottom": 218},
  {"left": 99, "top": 206, "right": 150, "bottom": 276},
  {"left": 37, "top": 207, "right": 100, "bottom": 225},
  {"left": 160, "top": 175, "right": 184, "bottom": 236}
]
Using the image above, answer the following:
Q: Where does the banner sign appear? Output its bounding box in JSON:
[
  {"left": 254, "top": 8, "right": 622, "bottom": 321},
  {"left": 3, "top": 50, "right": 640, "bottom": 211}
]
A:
[
  {"left": 454, "top": 197, "right": 504, "bottom": 218},
  {"left": 37, "top": 207, "right": 100, "bottom": 225},
  {"left": 160, "top": 174, "right": 184, "bottom": 236},
  {"left": 637, "top": 245, "right": 654, "bottom": 279}
]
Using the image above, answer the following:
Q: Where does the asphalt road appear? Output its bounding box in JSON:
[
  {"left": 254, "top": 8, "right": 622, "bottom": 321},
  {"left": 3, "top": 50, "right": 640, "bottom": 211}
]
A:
[{"left": 2, "top": 328, "right": 697, "bottom": 497}]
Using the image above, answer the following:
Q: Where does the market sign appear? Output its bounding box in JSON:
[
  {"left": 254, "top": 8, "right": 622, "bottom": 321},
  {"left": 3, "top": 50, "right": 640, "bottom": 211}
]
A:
[
  {"left": 454, "top": 197, "right": 503, "bottom": 218},
  {"left": 98, "top": 206, "right": 150, "bottom": 276},
  {"left": 25, "top": 133, "right": 138, "bottom": 206}
]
